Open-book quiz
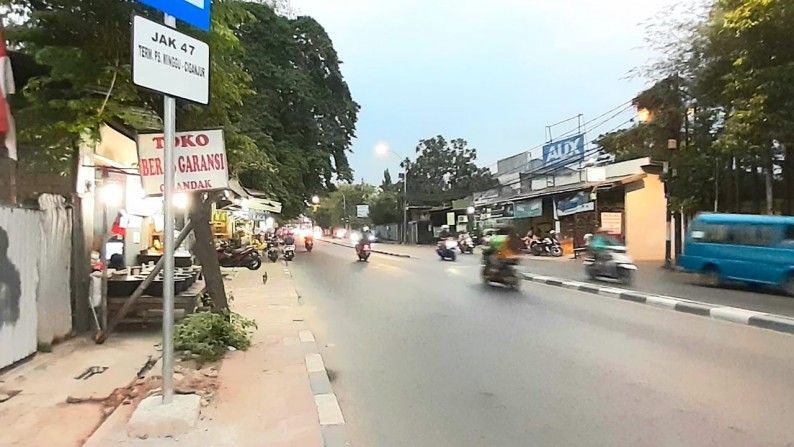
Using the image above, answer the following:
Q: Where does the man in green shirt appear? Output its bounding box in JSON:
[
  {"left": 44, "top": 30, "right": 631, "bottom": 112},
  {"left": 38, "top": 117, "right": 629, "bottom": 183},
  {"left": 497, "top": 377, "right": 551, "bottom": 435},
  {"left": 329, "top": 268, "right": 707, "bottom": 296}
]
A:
[{"left": 590, "top": 227, "right": 621, "bottom": 261}]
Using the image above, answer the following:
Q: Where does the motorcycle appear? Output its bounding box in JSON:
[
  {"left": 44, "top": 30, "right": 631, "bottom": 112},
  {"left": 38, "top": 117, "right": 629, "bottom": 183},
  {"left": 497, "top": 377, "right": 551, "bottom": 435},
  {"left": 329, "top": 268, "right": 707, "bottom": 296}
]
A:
[
  {"left": 530, "top": 237, "right": 563, "bottom": 257},
  {"left": 266, "top": 240, "right": 279, "bottom": 263},
  {"left": 217, "top": 244, "right": 262, "bottom": 270},
  {"left": 437, "top": 238, "right": 458, "bottom": 261},
  {"left": 283, "top": 244, "right": 296, "bottom": 261},
  {"left": 583, "top": 246, "right": 637, "bottom": 285},
  {"left": 305, "top": 236, "right": 314, "bottom": 252},
  {"left": 481, "top": 258, "right": 521, "bottom": 290},
  {"left": 356, "top": 242, "right": 372, "bottom": 261},
  {"left": 459, "top": 235, "right": 475, "bottom": 254}
]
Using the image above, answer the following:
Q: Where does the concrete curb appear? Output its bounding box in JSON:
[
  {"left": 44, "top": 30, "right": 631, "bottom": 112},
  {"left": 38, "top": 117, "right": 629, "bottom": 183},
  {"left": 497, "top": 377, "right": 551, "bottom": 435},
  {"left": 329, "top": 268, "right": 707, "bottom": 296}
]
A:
[
  {"left": 319, "top": 238, "right": 412, "bottom": 258},
  {"left": 300, "top": 330, "right": 351, "bottom": 447},
  {"left": 522, "top": 272, "right": 794, "bottom": 336}
]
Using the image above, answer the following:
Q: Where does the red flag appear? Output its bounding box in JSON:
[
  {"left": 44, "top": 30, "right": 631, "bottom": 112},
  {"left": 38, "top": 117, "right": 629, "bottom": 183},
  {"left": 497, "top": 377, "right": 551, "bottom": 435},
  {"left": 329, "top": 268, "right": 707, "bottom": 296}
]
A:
[{"left": 0, "top": 24, "right": 16, "bottom": 160}]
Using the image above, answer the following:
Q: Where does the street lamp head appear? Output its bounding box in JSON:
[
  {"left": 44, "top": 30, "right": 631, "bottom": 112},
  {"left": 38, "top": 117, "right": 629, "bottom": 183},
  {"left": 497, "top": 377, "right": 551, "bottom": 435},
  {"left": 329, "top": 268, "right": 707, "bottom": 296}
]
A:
[
  {"left": 467, "top": 206, "right": 475, "bottom": 215},
  {"left": 311, "top": 195, "right": 320, "bottom": 205},
  {"left": 637, "top": 108, "right": 652, "bottom": 124},
  {"left": 374, "top": 142, "right": 390, "bottom": 157}
]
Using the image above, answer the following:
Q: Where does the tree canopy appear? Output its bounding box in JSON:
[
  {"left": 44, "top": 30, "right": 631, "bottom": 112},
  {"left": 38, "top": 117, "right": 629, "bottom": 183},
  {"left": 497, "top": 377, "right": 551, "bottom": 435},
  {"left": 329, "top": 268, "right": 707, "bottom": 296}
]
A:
[
  {"left": 403, "top": 136, "right": 496, "bottom": 206},
  {"left": 235, "top": 2, "right": 359, "bottom": 218},
  {"left": 598, "top": 0, "right": 794, "bottom": 215}
]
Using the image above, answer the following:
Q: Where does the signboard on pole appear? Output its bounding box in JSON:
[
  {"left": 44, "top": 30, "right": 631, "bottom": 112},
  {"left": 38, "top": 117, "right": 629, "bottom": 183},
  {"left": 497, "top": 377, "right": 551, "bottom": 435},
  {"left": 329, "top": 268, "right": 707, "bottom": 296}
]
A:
[
  {"left": 137, "top": 0, "right": 211, "bottom": 31},
  {"left": 132, "top": 15, "right": 210, "bottom": 104},
  {"left": 137, "top": 129, "right": 229, "bottom": 196},
  {"left": 542, "top": 134, "right": 585, "bottom": 166},
  {"left": 356, "top": 204, "right": 369, "bottom": 218}
]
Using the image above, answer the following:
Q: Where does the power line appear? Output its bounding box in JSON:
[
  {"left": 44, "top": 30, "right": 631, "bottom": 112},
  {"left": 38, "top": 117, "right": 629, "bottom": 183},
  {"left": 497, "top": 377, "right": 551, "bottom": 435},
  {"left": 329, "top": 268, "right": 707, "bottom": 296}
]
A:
[
  {"left": 484, "top": 104, "right": 636, "bottom": 179},
  {"left": 481, "top": 116, "right": 639, "bottom": 195}
]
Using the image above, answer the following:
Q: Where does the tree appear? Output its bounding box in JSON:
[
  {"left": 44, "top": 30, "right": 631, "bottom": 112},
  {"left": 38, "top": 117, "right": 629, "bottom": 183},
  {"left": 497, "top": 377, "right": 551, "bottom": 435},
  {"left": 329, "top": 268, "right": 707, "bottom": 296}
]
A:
[
  {"left": 313, "top": 183, "right": 375, "bottom": 229},
  {"left": 368, "top": 192, "right": 400, "bottom": 225},
  {"left": 633, "top": 0, "right": 794, "bottom": 215},
  {"left": 403, "top": 136, "right": 496, "bottom": 205},
  {"left": 4, "top": 0, "right": 261, "bottom": 310},
  {"left": 235, "top": 3, "right": 359, "bottom": 219}
]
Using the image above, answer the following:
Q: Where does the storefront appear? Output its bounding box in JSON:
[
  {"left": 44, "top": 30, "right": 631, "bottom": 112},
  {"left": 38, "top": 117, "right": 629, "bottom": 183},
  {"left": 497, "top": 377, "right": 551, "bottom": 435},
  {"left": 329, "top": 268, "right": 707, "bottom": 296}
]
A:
[{"left": 476, "top": 157, "right": 667, "bottom": 260}]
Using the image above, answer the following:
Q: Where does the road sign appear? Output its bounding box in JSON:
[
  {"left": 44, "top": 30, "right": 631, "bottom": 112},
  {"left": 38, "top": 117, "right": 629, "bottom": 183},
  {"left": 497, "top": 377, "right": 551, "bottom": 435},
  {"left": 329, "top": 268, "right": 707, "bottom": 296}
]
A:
[
  {"left": 356, "top": 204, "right": 369, "bottom": 218},
  {"left": 137, "top": 0, "right": 211, "bottom": 31},
  {"left": 132, "top": 15, "right": 210, "bottom": 104}
]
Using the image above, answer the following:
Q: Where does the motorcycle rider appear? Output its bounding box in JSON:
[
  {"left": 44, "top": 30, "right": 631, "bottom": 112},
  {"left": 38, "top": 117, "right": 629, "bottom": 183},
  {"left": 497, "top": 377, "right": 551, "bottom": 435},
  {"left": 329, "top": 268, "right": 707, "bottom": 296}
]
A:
[
  {"left": 590, "top": 227, "right": 621, "bottom": 263},
  {"left": 482, "top": 225, "right": 522, "bottom": 272},
  {"left": 356, "top": 226, "right": 373, "bottom": 255}
]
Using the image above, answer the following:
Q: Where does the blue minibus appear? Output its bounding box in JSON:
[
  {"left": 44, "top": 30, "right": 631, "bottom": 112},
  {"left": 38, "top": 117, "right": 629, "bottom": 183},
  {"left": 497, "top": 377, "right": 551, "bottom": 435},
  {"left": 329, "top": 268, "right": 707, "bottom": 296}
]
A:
[{"left": 679, "top": 213, "right": 794, "bottom": 295}]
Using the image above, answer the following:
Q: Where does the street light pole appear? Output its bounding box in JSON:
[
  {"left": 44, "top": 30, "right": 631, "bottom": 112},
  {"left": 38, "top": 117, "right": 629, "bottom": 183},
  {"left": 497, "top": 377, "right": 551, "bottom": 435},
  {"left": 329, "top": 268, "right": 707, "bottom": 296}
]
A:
[{"left": 403, "top": 164, "right": 408, "bottom": 244}]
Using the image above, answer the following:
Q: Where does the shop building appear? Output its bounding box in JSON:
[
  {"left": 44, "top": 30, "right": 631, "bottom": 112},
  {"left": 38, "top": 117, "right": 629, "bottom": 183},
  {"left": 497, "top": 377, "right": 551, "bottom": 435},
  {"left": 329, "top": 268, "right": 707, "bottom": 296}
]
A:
[{"left": 475, "top": 156, "right": 667, "bottom": 261}]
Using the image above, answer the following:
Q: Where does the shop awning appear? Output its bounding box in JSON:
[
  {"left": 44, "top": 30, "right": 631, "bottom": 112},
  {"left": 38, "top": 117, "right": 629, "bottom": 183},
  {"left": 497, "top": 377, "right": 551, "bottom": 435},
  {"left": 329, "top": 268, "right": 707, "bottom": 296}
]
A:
[{"left": 226, "top": 178, "right": 282, "bottom": 214}]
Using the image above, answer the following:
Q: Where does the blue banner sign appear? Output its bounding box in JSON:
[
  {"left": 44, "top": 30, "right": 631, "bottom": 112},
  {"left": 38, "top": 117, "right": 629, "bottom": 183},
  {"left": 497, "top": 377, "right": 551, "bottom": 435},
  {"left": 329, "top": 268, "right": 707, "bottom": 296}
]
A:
[
  {"left": 138, "top": 0, "right": 211, "bottom": 31},
  {"left": 514, "top": 199, "right": 543, "bottom": 218},
  {"left": 542, "top": 134, "right": 585, "bottom": 166}
]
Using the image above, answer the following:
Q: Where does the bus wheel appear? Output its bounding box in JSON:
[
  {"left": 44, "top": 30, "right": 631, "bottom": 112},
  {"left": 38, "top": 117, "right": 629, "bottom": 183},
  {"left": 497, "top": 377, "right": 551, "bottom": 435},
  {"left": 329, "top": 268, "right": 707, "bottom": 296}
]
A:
[{"left": 700, "top": 266, "right": 723, "bottom": 288}]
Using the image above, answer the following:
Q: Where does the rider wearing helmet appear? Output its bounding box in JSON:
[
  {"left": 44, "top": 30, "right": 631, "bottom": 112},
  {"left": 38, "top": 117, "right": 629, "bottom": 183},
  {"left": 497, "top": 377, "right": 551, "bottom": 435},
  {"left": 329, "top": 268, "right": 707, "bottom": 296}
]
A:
[{"left": 482, "top": 225, "right": 522, "bottom": 272}]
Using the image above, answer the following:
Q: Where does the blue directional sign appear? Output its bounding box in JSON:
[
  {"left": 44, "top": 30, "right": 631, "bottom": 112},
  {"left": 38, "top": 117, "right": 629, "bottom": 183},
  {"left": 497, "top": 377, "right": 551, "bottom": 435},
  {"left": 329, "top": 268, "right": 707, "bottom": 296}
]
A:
[{"left": 138, "top": 0, "right": 211, "bottom": 31}]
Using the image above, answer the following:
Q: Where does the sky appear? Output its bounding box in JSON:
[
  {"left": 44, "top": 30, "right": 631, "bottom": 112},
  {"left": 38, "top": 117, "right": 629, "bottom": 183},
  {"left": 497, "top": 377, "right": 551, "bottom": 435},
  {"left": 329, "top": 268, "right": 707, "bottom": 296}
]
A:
[{"left": 289, "top": 0, "right": 680, "bottom": 183}]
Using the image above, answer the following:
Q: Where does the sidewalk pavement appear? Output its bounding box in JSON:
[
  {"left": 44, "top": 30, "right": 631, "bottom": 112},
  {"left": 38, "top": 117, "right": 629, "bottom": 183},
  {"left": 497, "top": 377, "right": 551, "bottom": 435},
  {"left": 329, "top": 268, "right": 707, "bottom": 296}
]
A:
[
  {"left": 0, "top": 331, "right": 161, "bottom": 447},
  {"left": 520, "top": 257, "right": 794, "bottom": 319},
  {"left": 86, "top": 262, "right": 347, "bottom": 447}
]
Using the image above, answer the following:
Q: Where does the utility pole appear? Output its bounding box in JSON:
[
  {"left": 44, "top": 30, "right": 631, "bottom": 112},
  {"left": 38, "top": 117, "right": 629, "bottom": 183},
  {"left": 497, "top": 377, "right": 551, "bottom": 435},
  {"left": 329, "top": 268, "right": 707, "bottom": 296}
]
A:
[{"left": 403, "top": 162, "right": 409, "bottom": 244}]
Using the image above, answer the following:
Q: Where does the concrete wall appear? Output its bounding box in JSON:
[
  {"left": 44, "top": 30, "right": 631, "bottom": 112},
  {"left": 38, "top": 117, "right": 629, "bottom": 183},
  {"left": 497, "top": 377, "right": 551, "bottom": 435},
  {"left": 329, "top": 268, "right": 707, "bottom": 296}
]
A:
[{"left": 624, "top": 174, "right": 667, "bottom": 261}]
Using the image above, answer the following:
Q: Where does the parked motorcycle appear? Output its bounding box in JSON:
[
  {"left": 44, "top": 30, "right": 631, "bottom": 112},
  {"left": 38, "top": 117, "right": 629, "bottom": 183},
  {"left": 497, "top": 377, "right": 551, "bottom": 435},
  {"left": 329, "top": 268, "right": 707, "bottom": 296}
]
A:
[
  {"left": 305, "top": 236, "right": 314, "bottom": 252},
  {"left": 459, "top": 235, "right": 475, "bottom": 254},
  {"left": 217, "top": 244, "right": 262, "bottom": 270},
  {"left": 356, "top": 242, "right": 372, "bottom": 261},
  {"left": 283, "top": 244, "right": 296, "bottom": 261},
  {"left": 266, "top": 240, "right": 279, "bottom": 263},
  {"left": 530, "top": 237, "right": 563, "bottom": 257},
  {"left": 437, "top": 238, "right": 458, "bottom": 261},
  {"left": 481, "top": 259, "right": 521, "bottom": 290},
  {"left": 583, "top": 246, "right": 636, "bottom": 285}
]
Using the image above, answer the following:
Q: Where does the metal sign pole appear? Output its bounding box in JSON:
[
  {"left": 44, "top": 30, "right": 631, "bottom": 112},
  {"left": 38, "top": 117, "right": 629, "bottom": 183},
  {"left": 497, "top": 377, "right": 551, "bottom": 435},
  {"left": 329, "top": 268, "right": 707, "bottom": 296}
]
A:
[{"left": 161, "top": 13, "right": 177, "bottom": 405}]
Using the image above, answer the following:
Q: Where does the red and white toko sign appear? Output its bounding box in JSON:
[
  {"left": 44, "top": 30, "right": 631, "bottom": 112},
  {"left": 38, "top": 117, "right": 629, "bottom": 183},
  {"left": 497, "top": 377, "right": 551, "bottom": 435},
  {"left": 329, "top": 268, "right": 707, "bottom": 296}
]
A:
[{"left": 137, "top": 129, "right": 229, "bottom": 196}]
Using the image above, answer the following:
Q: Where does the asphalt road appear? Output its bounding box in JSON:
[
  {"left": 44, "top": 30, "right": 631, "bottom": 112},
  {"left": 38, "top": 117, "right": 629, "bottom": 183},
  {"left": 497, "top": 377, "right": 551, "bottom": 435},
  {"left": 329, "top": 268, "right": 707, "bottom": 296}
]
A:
[{"left": 289, "top": 241, "right": 794, "bottom": 447}]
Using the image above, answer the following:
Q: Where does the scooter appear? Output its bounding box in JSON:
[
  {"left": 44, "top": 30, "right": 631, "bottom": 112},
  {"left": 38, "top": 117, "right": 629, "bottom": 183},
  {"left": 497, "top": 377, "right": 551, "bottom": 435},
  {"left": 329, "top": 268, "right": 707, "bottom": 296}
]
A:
[
  {"left": 481, "top": 258, "right": 521, "bottom": 290},
  {"left": 265, "top": 240, "right": 279, "bottom": 263},
  {"left": 437, "top": 238, "right": 458, "bottom": 261},
  {"left": 356, "top": 242, "right": 371, "bottom": 261},
  {"left": 583, "top": 246, "right": 637, "bottom": 285},
  {"left": 217, "top": 244, "right": 262, "bottom": 270},
  {"left": 283, "top": 244, "right": 296, "bottom": 261},
  {"left": 305, "top": 236, "right": 314, "bottom": 252},
  {"left": 459, "top": 235, "right": 475, "bottom": 254}
]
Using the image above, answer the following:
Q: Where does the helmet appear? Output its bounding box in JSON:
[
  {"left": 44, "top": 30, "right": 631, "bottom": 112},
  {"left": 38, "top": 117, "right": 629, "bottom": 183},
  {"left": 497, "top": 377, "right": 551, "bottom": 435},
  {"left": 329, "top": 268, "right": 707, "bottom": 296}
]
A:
[
  {"left": 363, "top": 226, "right": 370, "bottom": 232},
  {"left": 441, "top": 225, "right": 449, "bottom": 230}
]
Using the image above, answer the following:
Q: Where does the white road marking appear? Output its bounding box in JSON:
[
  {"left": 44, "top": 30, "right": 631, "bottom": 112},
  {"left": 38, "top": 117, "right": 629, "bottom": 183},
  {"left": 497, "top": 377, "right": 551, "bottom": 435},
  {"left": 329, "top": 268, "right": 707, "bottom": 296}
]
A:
[
  {"left": 710, "top": 307, "right": 764, "bottom": 324},
  {"left": 314, "top": 393, "right": 345, "bottom": 425},
  {"left": 305, "top": 353, "right": 326, "bottom": 373},
  {"left": 646, "top": 296, "right": 680, "bottom": 309},
  {"left": 299, "top": 330, "right": 315, "bottom": 343}
]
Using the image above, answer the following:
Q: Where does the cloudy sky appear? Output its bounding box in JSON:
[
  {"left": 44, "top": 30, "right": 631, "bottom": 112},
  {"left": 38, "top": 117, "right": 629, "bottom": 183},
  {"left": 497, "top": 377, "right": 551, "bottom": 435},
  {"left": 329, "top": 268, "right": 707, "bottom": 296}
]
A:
[{"left": 289, "top": 0, "right": 679, "bottom": 183}]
